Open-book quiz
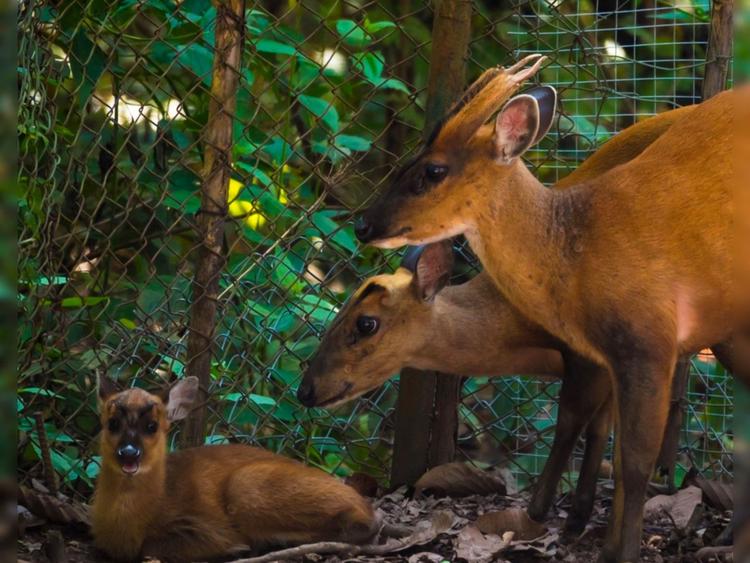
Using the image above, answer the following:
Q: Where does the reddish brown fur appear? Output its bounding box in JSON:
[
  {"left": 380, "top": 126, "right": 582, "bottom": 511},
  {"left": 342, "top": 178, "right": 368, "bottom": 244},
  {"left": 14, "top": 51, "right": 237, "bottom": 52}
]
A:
[
  {"left": 358, "top": 60, "right": 750, "bottom": 561},
  {"left": 302, "top": 107, "right": 704, "bottom": 533},
  {"left": 92, "top": 382, "right": 375, "bottom": 562}
]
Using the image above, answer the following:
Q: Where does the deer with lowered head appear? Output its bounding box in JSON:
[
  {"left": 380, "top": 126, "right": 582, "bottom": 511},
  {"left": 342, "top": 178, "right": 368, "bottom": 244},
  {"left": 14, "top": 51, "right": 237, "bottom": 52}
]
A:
[
  {"left": 354, "top": 55, "right": 750, "bottom": 562},
  {"left": 299, "top": 105, "right": 707, "bottom": 534},
  {"left": 92, "top": 376, "right": 376, "bottom": 562}
]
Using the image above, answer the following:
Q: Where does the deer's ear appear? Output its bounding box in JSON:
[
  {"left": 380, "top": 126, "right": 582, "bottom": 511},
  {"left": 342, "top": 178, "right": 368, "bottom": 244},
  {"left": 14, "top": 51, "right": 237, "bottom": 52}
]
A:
[
  {"left": 98, "top": 374, "right": 120, "bottom": 403},
  {"left": 494, "top": 94, "right": 540, "bottom": 163},
  {"left": 524, "top": 85, "right": 557, "bottom": 144},
  {"left": 412, "top": 241, "right": 454, "bottom": 302},
  {"left": 166, "top": 377, "right": 199, "bottom": 422}
]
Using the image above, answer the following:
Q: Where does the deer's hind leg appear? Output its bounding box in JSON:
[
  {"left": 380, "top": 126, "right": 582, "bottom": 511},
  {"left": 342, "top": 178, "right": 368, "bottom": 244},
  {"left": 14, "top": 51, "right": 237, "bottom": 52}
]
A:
[
  {"left": 225, "top": 460, "right": 376, "bottom": 547},
  {"left": 528, "top": 354, "right": 611, "bottom": 524}
]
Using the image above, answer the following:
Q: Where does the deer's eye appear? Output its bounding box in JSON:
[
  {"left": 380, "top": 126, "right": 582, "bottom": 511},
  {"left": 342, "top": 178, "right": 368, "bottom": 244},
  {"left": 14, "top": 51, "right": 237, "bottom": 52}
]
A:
[
  {"left": 356, "top": 316, "right": 379, "bottom": 336},
  {"left": 425, "top": 164, "right": 449, "bottom": 182},
  {"left": 145, "top": 421, "right": 158, "bottom": 434},
  {"left": 107, "top": 418, "right": 121, "bottom": 433}
]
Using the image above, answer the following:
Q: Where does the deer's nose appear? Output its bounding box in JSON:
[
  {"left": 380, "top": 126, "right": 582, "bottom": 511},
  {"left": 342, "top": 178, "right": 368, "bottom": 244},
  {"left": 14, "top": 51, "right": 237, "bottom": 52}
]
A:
[
  {"left": 117, "top": 444, "right": 141, "bottom": 459},
  {"left": 354, "top": 217, "right": 374, "bottom": 242},
  {"left": 297, "top": 379, "right": 317, "bottom": 407}
]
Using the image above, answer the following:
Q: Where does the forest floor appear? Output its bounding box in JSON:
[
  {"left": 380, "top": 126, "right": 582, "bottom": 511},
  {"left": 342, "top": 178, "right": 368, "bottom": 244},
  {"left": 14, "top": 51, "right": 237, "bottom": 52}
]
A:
[{"left": 17, "top": 473, "right": 734, "bottom": 563}]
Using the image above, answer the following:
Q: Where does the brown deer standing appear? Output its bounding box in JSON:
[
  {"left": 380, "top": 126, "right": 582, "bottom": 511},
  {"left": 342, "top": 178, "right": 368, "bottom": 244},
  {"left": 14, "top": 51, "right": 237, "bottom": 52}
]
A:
[
  {"left": 300, "top": 240, "right": 750, "bottom": 538},
  {"left": 92, "top": 376, "right": 375, "bottom": 562},
  {"left": 299, "top": 105, "right": 700, "bottom": 534},
  {"left": 354, "top": 55, "right": 750, "bottom": 561}
]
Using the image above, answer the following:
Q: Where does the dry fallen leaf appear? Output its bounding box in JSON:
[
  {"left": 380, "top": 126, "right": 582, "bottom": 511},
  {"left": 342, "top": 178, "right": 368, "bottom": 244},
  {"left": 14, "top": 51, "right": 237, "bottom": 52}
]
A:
[
  {"left": 18, "top": 486, "right": 90, "bottom": 527},
  {"left": 683, "top": 469, "right": 733, "bottom": 512},
  {"left": 695, "top": 545, "right": 733, "bottom": 562},
  {"left": 644, "top": 485, "right": 702, "bottom": 529},
  {"left": 476, "top": 508, "right": 547, "bottom": 541},
  {"left": 414, "top": 462, "right": 507, "bottom": 498},
  {"left": 455, "top": 525, "right": 511, "bottom": 563},
  {"left": 387, "top": 511, "right": 457, "bottom": 553}
]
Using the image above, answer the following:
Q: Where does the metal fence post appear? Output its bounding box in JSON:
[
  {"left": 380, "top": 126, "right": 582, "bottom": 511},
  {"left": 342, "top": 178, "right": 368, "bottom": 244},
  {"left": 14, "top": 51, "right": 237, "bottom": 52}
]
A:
[
  {"left": 656, "top": 0, "right": 733, "bottom": 486},
  {"left": 389, "top": 0, "right": 472, "bottom": 487},
  {"left": 181, "top": 0, "right": 245, "bottom": 447}
]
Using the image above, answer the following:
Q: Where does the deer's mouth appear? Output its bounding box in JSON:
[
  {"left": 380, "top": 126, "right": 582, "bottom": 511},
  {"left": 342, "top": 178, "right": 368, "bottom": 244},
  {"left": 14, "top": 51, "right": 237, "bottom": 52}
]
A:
[
  {"left": 116, "top": 446, "right": 142, "bottom": 476},
  {"left": 317, "top": 382, "right": 355, "bottom": 408},
  {"left": 368, "top": 228, "right": 415, "bottom": 250},
  {"left": 120, "top": 460, "right": 140, "bottom": 475}
]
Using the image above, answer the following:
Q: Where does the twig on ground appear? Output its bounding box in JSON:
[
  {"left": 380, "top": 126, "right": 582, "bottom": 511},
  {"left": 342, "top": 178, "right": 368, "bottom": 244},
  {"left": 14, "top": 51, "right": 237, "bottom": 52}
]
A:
[
  {"left": 226, "top": 540, "right": 397, "bottom": 563},
  {"left": 379, "top": 521, "right": 413, "bottom": 539}
]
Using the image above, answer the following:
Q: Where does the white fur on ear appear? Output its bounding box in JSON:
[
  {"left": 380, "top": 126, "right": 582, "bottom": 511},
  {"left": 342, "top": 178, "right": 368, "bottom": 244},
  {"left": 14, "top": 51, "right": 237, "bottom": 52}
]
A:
[
  {"left": 166, "top": 376, "right": 200, "bottom": 422},
  {"left": 494, "top": 94, "right": 541, "bottom": 164}
]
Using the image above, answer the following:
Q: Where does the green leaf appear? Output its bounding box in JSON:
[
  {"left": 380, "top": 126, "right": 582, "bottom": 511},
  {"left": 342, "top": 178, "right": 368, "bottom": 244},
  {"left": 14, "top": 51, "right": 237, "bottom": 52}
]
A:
[
  {"left": 118, "top": 318, "right": 137, "bottom": 330},
  {"left": 570, "top": 115, "right": 610, "bottom": 143},
  {"left": 242, "top": 68, "right": 255, "bottom": 87},
  {"left": 298, "top": 95, "right": 340, "bottom": 133},
  {"left": 364, "top": 20, "right": 396, "bottom": 34},
  {"left": 69, "top": 31, "right": 107, "bottom": 109},
  {"left": 60, "top": 296, "right": 108, "bottom": 308},
  {"left": 166, "top": 186, "right": 200, "bottom": 213},
  {"left": 310, "top": 211, "right": 358, "bottom": 253},
  {"left": 334, "top": 134, "right": 371, "bottom": 152},
  {"left": 271, "top": 249, "right": 306, "bottom": 293},
  {"left": 378, "top": 78, "right": 410, "bottom": 93},
  {"left": 650, "top": 10, "right": 692, "bottom": 20},
  {"left": 177, "top": 43, "right": 214, "bottom": 86},
  {"left": 19, "top": 388, "right": 64, "bottom": 399},
  {"left": 222, "top": 392, "right": 275, "bottom": 406},
  {"left": 249, "top": 394, "right": 276, "bottom": 407},
  {"left": 335, "top": 19, "right": 369, "bottom": 48},
  {"left": 254, "top": 38, "right": 296, "bottom": 56},
  {"left": 36, "top": 275, "right": 68, "bottom": 286},
  {"left": 247, "top": 9, "right": 271, "bottom": 35},
  {"left": 354, "top": 51, "right": 384, "bottom": 83}
]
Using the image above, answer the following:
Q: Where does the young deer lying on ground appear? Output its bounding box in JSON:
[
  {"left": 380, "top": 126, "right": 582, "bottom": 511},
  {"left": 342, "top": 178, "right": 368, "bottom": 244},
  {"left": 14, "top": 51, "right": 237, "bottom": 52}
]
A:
[
  {"left": 299, "top": 106, "right": 698, "bottom": 534},
  {"left": 92, "top": 376, "right": 375, "bottom": 562},
  {"left": 355, "top": 55, "right": 750, "bottom": 561}
]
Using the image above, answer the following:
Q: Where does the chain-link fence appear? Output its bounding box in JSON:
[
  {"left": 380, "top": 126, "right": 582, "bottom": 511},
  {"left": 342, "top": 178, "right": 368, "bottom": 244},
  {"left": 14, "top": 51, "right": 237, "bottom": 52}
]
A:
[{"left": 18, "top": 0, "right": 732, "bottom": 501}]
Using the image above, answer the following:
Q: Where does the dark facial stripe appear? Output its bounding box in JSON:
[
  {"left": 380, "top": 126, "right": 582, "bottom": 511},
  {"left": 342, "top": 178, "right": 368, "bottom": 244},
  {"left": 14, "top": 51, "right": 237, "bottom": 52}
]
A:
[
  {"left": 138, "top": 403, "right": 156, "bottom": 418},
  {"left": 354, "top": 283, "right": 385, "bottom": 305},
  {"left": 322, "top": 283, "right": 386, "bottom": 338},
  {"left": 424, "top": 69, "right": 502, "bottom": 147}
]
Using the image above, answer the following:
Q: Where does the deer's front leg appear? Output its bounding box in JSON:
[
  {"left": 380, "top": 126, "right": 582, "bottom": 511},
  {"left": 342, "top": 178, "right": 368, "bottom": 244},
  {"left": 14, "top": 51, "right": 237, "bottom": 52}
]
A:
[{"left": 600, "top": 351, "right": 675, "bottom": 563}]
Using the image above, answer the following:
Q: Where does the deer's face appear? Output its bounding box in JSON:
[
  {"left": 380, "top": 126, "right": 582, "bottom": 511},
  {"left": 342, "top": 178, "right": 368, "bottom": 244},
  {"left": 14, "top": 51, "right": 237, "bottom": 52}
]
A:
[
  {"left": 99, "top": 388, "right": 168, "bottom": 477},
  {"left": 354, "top": 62, "right": 556, "bottom": 250},
  {"left": 298, "top": 270, "right": 430, "bottom": 408},
  {"left": 97, "top": 376, "right": 198, "bottom": 477},
  {"left": 298, "top": 243, "right": 454, "bottom": 408},
  {"left": 355, "top": 129, "right": 504, "bottom": 248}
]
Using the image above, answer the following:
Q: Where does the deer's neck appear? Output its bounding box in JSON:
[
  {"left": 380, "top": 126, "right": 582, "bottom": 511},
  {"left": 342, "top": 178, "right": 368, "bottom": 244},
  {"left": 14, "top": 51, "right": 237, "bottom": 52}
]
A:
[
  {"left": 92, "top": 455, "right": 167, "bottom": 560},
  {"left": 466, "top": 164, "right": 588, "bottom": 349},
  {"left": 413, "top": 275, "right": 565, "bottom": 378}
]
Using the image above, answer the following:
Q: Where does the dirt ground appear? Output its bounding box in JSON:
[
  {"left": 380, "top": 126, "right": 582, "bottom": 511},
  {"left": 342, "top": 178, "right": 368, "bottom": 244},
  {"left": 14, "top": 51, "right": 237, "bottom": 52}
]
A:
[{"left": 17, "top": 481, "right": 734, "bottom": 563}]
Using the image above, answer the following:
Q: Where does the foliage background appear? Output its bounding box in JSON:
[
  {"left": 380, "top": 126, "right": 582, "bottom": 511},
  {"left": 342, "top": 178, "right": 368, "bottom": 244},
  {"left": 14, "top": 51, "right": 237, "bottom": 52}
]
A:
[{"left": 18, "top": 0, "right": 734, "bottom": 500}]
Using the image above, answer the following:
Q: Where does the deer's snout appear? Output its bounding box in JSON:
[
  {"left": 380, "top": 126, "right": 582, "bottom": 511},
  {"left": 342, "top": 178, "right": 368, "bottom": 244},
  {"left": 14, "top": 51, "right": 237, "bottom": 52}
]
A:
[
  {"left": 297, "top": 377, "right": 317, "bottom": 407},
  {"left": 354, "top": 217, "right": 375, "bottom": 243},
  {"left": 117, "top": 443, "right": 142, "bottom": 460}
]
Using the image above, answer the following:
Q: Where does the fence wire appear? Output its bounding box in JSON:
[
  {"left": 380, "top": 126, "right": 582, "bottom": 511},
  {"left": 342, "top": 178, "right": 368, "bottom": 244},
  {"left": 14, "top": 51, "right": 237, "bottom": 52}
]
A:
[{"left": 18, "top": 0, "right": 732, "bottom": 501}]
